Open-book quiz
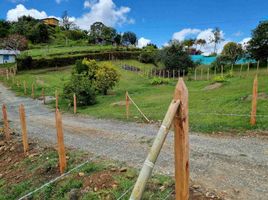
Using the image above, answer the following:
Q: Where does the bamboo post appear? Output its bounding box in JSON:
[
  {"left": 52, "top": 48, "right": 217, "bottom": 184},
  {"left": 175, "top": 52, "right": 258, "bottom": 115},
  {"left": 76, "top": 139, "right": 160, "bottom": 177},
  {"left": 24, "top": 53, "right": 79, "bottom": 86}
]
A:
[
  {"left": 130, "top": 80, "right": 182, "bottom": 200},
  {"left": 55, "top": 90, "right": 58, "bottom": 109},
  {"left": 31, "top": 83, "right": 34, "bottom": 99},
  {"left": 42, "top": 88, "right": 45, "bottom": 104},
  {"left": 23, "top": 81, "right": 27, "bottom": 95},
  {"left": 126, "top": 91, "right": 130, "bottom": 119},
  {"left": 55, "top": 109, "right": 67, "bottom": 174},
  {"left": 194, "top": 68, "right": 197, "bottom": 81},
  {"left": 207, "top": 68, "right": 210, "bottom": 80},
  {"left": 2, "top": 104, "right": 11, "bottom": 140},
  {"left": 174, "top": 78, "right": 189, "bottom": 200},
  {"left": 73, "top": 93, "right": 77, "bottom": 114},
  {"left": 19, "top": 104, "right": 29, "bottom": 155},
  {"left": 247, "top": 63, "right": 250, "bottom": 76},
  {"left": 239, "top": 64, "right": 243, "bottom": 77},
  {"left": 221, "top": 65, "right": 223, "bottom": 77},
  {"left": 250, "top": 75, "right": 258, "bottom": 126}
]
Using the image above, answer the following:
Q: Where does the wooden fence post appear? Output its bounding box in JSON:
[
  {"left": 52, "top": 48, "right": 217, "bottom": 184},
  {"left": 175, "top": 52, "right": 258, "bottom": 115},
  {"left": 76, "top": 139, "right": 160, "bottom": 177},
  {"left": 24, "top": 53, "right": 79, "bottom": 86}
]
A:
[
  {"left": 194, "top": 68, "right": 197, "bottom": 81},
  {"left": 247, "top": 63, "right": 250, "bottom": 76},
  {"left": 182, "top": 70, "right": 185, "bottom": 78},
  {"left": 250, "top": 75, "right": 258, "bottom": 126},
  {"left": 73, "top": 93, "right": 77, "bottom": 114},
  {"left": 6, "top": 69, "right": 9, "bottom": 80},
  {"left": 2, "top": 104, "right": 11, "bottom": 140},
  {"left": 55, "top": 109, "right": 67, "bottom": 174},
  {"left": 42, "top": 88, "right": 45, "bottom": 104},
  {"left": 23, "top": 81, "right": 27, "bottom": 95},
  {"left": 221, "top": 65, "right": 223, "bottom": 77},
  {"left": 173, "top": 70, "right": 175, "bottom": 79},
  {"left": 126, "top": 91, "right": 130, "bottom": 119},
  {"left": 239, "top": 64, "right": 243, "bottom": 77},
  {"left": 31, "top": 83, "right": 34, "bottom": 99},
  {"left": 55, "top": 90, "right": 58, "bottom": 109},
  {"left": 200, "top": 68, "right": 203, "bottom": 80},
  {"left": 19, "top": 104, "right": 29, "bottom": 155},
  {"left": 214, "top": 66, "right": 217, "bottom": 76},
  {"left": 207, "top": 68, "right": 210, "bottom": 80},
  {"left": 257, "top": 61, "right": 259, "bottom": 74},
  {"left": 174, "top": 78, "right": 189, "bottom": 200}
]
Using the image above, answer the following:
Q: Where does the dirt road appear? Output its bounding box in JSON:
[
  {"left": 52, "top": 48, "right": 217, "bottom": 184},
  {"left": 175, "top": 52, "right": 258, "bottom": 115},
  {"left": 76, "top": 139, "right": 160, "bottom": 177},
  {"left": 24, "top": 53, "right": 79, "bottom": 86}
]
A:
[{"left": 0, "top": 84, "right": 267, "bottom": 199}]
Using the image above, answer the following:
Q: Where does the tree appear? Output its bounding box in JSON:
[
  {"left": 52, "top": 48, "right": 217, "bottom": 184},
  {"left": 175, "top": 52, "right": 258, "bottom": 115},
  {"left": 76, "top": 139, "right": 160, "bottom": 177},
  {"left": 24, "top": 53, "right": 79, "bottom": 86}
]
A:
[
  {"left": 114, "top": 34, "right": 122, "bottom": 46},
  {"left": 0, "top": 20, "right": 11, "bottom": 38},
  {"left": 102, "top": 26, "right": 116, "bottom": 44},
  {"left": 139, "top": 45, "right": 158, "bottom": 64},
  {"left": 62, "top": 11, "right": 75, "bottom": 30},
  {"left": 247, "top": 20, "right": 268, "bottom": 62},
  {"left": 89, "top": 22, "right": 116, "bottom": 44},
  {"left": 183, "top": 38, "right": 195, "bottom": 48},
  {"left": 1, "top": 34, "right": 28, "bottom": 51},
  {"left": 195, "top": 39, "right": 206, "bottom": 51},
  {"left": 122, "top": 31, "right": 137, "bottom": 46},
  {"left": 29, "top": 23, "right": 49, "bottom": 43},
  {"left": 160, "top": 40, "right": 195, "bottom": 73},
  {"left": 221, "top": 42, "right": 243, "bottom": 64},
  {"left": 210, "top": 27, "right": 224, "bottom": 54}
]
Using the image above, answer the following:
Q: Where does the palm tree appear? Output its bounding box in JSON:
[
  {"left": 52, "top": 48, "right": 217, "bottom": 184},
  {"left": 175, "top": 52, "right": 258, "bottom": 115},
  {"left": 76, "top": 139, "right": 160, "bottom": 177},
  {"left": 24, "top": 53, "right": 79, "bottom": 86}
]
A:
[{"left": 210, "top": 27, "right": 224, "bottom": 54}]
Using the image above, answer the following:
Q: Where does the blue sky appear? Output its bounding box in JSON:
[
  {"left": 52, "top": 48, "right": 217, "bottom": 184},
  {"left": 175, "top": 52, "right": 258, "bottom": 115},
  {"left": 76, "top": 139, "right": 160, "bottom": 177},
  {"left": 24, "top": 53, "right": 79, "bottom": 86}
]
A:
[{"left": 0, "top": 0, "right": 267, "bottom": 53}]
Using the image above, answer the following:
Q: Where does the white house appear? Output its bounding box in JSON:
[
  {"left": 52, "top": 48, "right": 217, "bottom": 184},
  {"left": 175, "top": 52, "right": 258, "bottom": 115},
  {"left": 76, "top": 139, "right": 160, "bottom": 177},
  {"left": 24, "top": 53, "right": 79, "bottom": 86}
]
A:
[{"left": 0, "top": 50, "right": 20, "bottom": 64}]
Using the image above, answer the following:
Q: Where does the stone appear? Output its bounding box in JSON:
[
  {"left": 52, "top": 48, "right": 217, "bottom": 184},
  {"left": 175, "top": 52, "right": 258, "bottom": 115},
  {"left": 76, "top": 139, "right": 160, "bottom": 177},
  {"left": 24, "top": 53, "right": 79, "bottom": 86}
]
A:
[
  {"left": 69, "top": 189, "right": 80, "bottom": 200},
  {"left": 119, "top": 167, "right": 127, "bottom": 172},
  {"left": 78, "top": 172, "right": 85, "bottom": 177}
]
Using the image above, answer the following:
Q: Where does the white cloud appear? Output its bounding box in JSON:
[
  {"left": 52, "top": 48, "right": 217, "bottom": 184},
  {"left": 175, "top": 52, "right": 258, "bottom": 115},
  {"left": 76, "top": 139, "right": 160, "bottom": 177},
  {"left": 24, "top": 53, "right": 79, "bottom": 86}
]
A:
[
  {"left": 55, "top": 0, "right": 68, "bottom": 4},
  {"left": 137, "top": 37, "right": 151, "bottom": 48},
  {"left": 84, "top": 0, "right": 97, "bottom": 8},
  {"left": 6, "top": 4, "right": 48, "bottom": 21},
  {"left": 172, "top": 28, "right": 201, "bottom": 41},
  {"left": 239, "top": 37, "right": 251, "bottom": 49},
  {"left": 76, "top": 0, "right": 134, "bottom": 30},
  {"left": 233, "top": 31, "right": 243, "bottom": 37}
]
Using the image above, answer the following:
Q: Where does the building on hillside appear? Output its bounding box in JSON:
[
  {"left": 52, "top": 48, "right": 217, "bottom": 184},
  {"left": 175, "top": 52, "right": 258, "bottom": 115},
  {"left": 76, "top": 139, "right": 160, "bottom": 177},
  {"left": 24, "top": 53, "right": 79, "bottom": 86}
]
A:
[
  {"left": 0, "top": 50, "right": 20, "bottom": 64},
  {"left": 42, "top": 17, "right": 59, "bottom": 27}
]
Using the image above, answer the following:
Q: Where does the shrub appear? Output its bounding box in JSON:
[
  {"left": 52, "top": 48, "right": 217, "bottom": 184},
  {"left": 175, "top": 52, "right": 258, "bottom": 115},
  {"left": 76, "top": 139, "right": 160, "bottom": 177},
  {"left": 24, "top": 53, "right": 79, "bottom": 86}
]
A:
[
  {"left": 95, "top": 62, "right": 120, "bottom": 95},
  {"left": 139, "top": 45, "right": 157, "bottom": 64},
  {"left": 212, "top": 75, "right": 226, "bottom": 83},
  {"left": 63, "top": 74, "right": 96, "bottom": 106},
  {"left": 150, "top": 77, "right": 170, "bottom": 85}
]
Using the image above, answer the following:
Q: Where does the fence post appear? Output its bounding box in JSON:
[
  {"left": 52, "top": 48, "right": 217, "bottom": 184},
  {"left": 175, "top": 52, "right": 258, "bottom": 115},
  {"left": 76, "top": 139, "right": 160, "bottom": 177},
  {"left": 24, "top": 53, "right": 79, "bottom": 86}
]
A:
[
  {"left": 194, "top": 68, "right": 197, "bottom": 81},
  {"left": 174, "top": 78, "right": 189, "bottom": 200},
  {"left": 200, "top": 68, "right": 203, "bottom": 80},
  {"left": 73, "top": 93, "right": 77, "bottom": 114},
  {"left": 55, "top": 109, "right": 67, "bottom": 174},
  {"left": 129, "top": 80, "right": 181, "bottom": 200},
  {"left": 31, "top": 83, "right": 34, "bottom": 99},
  {"left": 42, "top": 88, "right": 45, "bottom": 104},
  {"left": 207, "top": 68, "right": 210, "bottom": 80},
  {"left": 182, "top": 70, "right": 185, "bottom": 78},
  {"left": 221, "top": 65, "right": 223, "bottom": 77},
  {"left": 19, "top": 104, "right": 29, "bottom": 155},
  {"left": 55, "top": 90, "right": 58, "bottom": 109},
  {"left": 250, "top": 75, "right": 258, "bottom": 126},
  {"left": 257, "top": 61, "right": 259, "bottom": 74},
  {"left": 167, "top": 71, "right": 170, "bottom": 79},
  {"left": 23, "top": 81, "right": 27, "bottom": 95},
  {"left": 214, "top": 66, "right": 217, "bottom": 76},
  {"left": 173, "top": 70, "right": 175, "bottom": 79},
  {"left": 2, "top": 104, "right": 11, "bottom": 140},
  {"left": 239, "top": 64, "right": 243, "bottom": 77},
  {"left": 247, "top": 63, "right": 250, "bottom": 76},
  {"left": 231, "top": 64, "right": 234, "bottom": 72},
  {"left": 126, "top": 91, "right": 130, "bottom": 119}
]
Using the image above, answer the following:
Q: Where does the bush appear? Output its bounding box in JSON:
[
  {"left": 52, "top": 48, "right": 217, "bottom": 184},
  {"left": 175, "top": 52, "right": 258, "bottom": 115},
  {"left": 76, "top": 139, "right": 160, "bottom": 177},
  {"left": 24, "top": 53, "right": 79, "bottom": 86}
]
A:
[
  {"left": 95, "top": 62, "right": 120, "bottom": 95},
  {"left": 212, "top": 75, "right": 226, "bottom": 83},
  {"left": 63, "top": 74, "right": 96, "bottom": 106},
  {"left": 150, "top": 77, "right": 170, "bottom": 85},
  {"left": 211, "top": 55, "right": 232, "bottom": 72},
  {"left": 139, "top": 46, "right": 157, "bottom": 64}
]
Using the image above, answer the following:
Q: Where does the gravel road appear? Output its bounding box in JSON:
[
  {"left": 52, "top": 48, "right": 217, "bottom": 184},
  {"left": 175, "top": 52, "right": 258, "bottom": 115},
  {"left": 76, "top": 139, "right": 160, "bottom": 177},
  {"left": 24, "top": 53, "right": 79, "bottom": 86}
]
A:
[{"left": 0, "top": 83, "right": 267, "bottom": 200}]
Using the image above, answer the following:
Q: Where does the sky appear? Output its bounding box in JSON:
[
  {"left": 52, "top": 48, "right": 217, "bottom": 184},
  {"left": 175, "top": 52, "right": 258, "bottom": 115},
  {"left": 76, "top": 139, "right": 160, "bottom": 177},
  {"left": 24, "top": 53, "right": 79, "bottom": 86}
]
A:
[{"left": 0, "top": 0, "right": 267, "bottom": 54}]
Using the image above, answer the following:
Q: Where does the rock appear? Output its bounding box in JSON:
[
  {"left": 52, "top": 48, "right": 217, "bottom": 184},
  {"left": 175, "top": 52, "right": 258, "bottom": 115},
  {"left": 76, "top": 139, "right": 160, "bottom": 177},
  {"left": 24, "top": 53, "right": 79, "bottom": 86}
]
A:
[
  {"left": 66, "top": 156, "right": 70, "bottom": 160},
  {"left": 7, "top": 157, "right": 12, "bottom": 162},
  {"left": 193, "top": 184, "right": 201, "bottom": 189},
  {"left": 0, "top": 146, "right": 5, "bottom": 151},
  {"left": 110, "top": 167, "right": 117, "bottom": 172},
  {"left": 93, "top": 187, "right": 98, "bottom": 192},
  {"left": 28, "top": 153, "right": 39, "bottom": 158},
  {"left": 69, "top": 189, "right": 80, "bottom": 200},
  {"left": 9, "top": 146, "right": 15, "bottom": 151},
  {"left": 78, "top": 172, "right": 85, "bottom": 177},
  {"left": 0, "top": 141, "right": 5, "bottom": 146},
  {"left": 119, "top": 167, "right": 127, "bottom": 172},
  {"left": 44, "top": 96, "right": 56, "bottom": 104},
  {"left": 233, "top": 188, "right": 240, "bottom": 193},
  {"left": 159, "top": 185, "right": 166, "bottom": 192}
]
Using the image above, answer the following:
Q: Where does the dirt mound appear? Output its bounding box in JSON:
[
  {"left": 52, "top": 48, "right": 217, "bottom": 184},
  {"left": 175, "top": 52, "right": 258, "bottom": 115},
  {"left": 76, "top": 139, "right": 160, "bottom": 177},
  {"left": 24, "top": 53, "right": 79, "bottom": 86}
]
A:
[
  {"left": 203, "top": 83, "right": 222, "bottom": 90},
  {"left": 242, "top": 92, "right": 268, "bottom": 101},
  {"left": 111, "top": 101, "right": 132, "bottom": 107}
]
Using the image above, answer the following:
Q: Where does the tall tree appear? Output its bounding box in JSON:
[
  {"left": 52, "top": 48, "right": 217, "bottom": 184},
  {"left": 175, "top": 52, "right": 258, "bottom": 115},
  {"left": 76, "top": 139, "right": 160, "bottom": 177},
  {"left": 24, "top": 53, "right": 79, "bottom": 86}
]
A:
[
  {"left": 62, "top": 11, "right": 74, "bottom": 30},
  {"left": 247, "top": 20, "right": 268, "bottom": 62},
  {"left": 0, "top": 20, "right": 11, "bottom": 38},
  {"left": 122, "top": 31, "right": 137, "bottom": 46},
  {"left": 210, "top": 27, "right": 224, "bottom": 54},
  {"left": 221, "top": 42, "right": 243, "bottom": 64},
  {"left": 195, "top": 39, "right": 206, "bottom": 51}
]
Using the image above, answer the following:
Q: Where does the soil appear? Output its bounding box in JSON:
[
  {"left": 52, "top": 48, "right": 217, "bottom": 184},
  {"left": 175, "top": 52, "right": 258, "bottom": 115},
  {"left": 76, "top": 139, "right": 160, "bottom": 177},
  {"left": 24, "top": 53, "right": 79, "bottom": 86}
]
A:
[
  {"left": 242, "top": 92, "right": 268, "bottom": 101},
  {"left": 203, "top": 83, "right": 222, "bottom": 90}
]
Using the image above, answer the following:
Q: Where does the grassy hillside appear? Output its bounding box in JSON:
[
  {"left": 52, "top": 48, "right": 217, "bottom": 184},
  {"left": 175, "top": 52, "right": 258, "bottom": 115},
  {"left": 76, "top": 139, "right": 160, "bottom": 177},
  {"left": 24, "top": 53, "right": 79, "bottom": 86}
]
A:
[{"left": 1, "top": 60, "right": 268, "bottom": 133}]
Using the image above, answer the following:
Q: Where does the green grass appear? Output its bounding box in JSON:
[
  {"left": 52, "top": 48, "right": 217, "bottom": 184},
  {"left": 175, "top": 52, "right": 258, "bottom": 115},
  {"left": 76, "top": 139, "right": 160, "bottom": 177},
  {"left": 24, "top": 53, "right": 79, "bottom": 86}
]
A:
[
  {"left": 2, "top": 59, "right": 268, "bottom": 133},
  {"left": 20, "top": 45, "right": 138, "bottom": 59}
]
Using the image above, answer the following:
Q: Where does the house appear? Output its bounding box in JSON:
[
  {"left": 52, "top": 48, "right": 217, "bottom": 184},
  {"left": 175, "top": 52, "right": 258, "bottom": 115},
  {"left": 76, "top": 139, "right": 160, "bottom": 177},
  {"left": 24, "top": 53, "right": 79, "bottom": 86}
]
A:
[
  {"left": 0, "top": 50, "right": 20, "bottom": 64},
  {"left": 42, "top": 17, "right": 59, "bottom": 27}
]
